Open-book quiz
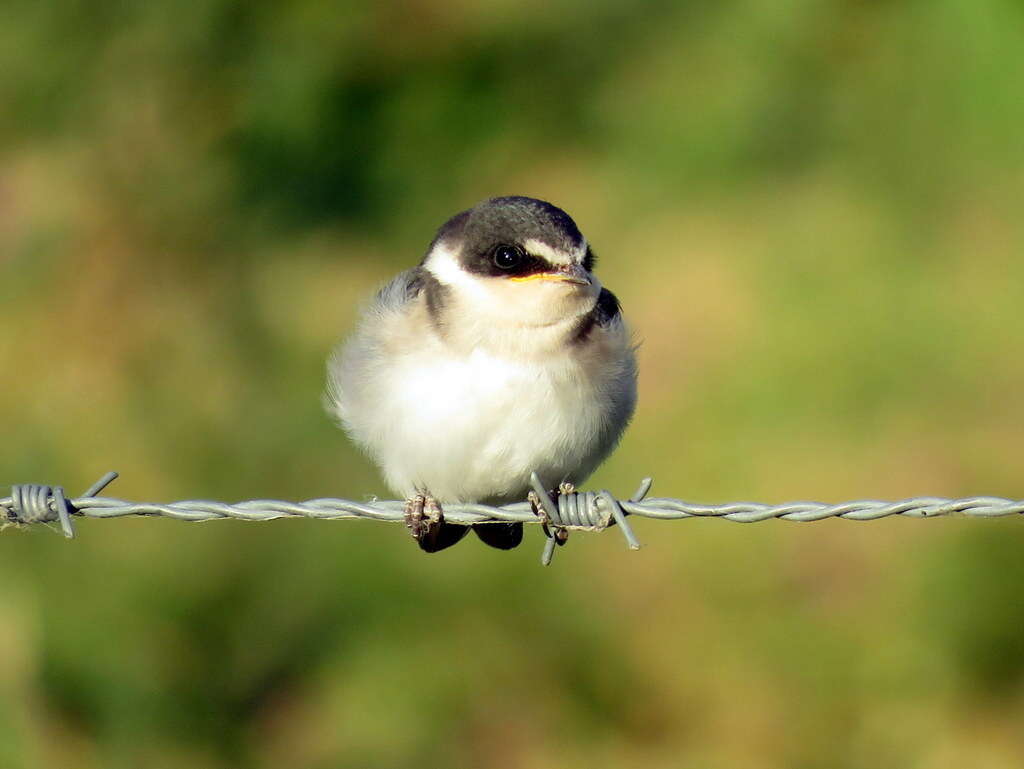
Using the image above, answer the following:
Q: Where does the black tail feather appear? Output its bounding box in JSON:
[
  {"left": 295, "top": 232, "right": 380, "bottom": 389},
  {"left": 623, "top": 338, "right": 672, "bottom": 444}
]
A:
[{"left": 472, "top": 522, "right": 524, "bottom": 550}]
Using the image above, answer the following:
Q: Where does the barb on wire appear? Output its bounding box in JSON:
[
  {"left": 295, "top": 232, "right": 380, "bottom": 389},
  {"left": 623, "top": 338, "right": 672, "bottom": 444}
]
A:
[
  {"left": 4, "top": 471, "right": 1024, "bottom": 564},
  {"left": 528, "top": 472, "right": 648, "bottom": 565},
  {"left": 6, "top": 472, "right": 119, "bottom": 539}
]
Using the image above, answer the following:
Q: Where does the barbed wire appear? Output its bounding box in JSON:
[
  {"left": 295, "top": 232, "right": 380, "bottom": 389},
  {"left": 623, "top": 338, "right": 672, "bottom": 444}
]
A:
[{"left": 4, "top": 472, "right": 1024, "bottom": 564}]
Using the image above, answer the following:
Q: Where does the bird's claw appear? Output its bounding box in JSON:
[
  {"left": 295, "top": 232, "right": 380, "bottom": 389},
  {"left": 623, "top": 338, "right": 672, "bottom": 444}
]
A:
[
  {"left": 404, "top": 493, "right": 442, "bottom": 542},
  {"left": 404, "top": 493, "right": 468, "bottom": 552}
]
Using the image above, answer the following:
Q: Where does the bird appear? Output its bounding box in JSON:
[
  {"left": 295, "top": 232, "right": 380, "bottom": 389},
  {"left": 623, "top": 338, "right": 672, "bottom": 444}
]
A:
[{"left": 326, "top": 196, "right": 637, "bottom": 552}]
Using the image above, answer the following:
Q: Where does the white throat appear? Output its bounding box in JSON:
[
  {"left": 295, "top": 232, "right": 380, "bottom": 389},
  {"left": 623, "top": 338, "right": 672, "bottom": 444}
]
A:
[{"left": 423, "top": 243, "right": 601, "bottom": 357}]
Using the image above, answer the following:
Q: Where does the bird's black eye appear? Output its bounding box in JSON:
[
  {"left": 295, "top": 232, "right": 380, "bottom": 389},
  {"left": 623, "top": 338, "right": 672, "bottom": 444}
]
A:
[{"left": 492, "top": 244, "right": 523, "bottom": 270}]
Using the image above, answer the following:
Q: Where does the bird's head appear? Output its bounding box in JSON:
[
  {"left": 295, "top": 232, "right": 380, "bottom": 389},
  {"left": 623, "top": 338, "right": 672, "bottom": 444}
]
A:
[{"left": 421, "top": 196, "right": 601, "bottom": 328}]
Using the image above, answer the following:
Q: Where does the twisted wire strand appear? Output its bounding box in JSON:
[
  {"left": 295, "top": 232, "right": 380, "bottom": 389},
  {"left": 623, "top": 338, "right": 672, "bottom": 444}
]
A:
[
  {"left": 5, "top": 472, "right": 1023, "bottom": 564},
  {"left": 14, "top": 494, "right": 1023, "bottom": 521}
]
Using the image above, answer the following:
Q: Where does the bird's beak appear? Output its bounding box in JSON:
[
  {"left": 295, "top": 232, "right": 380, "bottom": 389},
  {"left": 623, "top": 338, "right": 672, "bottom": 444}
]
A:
[{"left": 509, "top": 264, "right": 591, "bottom": 286}]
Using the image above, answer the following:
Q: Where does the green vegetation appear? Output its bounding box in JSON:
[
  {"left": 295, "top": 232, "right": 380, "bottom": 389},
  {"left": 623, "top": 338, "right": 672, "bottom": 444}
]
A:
[{"left": 2, "top": 1, "right": 1024, "bottom": 766}]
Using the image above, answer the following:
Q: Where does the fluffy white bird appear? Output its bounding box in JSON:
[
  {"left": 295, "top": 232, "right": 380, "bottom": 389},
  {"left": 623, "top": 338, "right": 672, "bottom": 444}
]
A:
[{"left": 327, "top": 196, "right": 637, "bottom": 552}]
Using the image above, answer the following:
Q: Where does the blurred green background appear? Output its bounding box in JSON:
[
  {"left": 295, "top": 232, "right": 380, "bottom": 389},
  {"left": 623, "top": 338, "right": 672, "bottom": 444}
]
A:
[{"left": 3, "top": 0, "right": 1024, "bottom": 767}]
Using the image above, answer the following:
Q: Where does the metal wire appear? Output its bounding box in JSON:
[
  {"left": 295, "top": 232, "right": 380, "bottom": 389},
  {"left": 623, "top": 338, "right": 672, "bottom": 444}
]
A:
[{"left": 4, "top": 471, "right": 1024, "bottom": 564}]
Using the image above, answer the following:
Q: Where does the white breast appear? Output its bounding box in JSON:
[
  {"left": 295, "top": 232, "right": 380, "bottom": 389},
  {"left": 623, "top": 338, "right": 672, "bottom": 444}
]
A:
[
  {"left": 337, "top": 342, "right": 611, "bottom": 503},
  {"left": 328, "top": 263, "right": 636, "bottom": 505}
]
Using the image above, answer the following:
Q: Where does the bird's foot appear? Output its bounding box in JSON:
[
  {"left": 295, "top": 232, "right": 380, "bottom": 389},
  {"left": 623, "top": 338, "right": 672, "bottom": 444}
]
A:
[
  {"left": 403, "top": 493, "right": 435, "bottom": 541},
  {"left": 403, "top": 493, "right": 469, "bottom": 553}
]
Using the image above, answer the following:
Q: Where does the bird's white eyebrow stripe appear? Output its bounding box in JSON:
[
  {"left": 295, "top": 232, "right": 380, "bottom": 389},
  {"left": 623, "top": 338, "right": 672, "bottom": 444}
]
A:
[
  {"left": 521, "top": 238, "right": 587, "bottom": 266},
  {"left": 424, "top": 242, "right": 476, "bottom": 289}
]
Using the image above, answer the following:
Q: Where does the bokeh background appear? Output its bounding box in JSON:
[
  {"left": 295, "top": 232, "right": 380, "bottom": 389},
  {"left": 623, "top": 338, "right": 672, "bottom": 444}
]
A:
[{"left": 3, "top": 1, "right": 1024, "bottom": 767}]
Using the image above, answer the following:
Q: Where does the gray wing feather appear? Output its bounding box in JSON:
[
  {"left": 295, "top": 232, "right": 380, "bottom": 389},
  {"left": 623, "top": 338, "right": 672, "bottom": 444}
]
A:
[
  {"left": 367, "top": 267, "right": 425, "bottom": 319},
  {"left": 325, "top": 267, "right": 425, "bottom": 428}
]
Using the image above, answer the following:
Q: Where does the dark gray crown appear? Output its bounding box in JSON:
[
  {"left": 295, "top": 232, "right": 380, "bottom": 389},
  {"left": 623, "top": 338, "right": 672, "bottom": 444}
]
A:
[
  {"left": 429, "top": 196, "right": 584, "bottom": 255},
  {"left": 426, "top": 197, "right": 590, "bottom": 278}
]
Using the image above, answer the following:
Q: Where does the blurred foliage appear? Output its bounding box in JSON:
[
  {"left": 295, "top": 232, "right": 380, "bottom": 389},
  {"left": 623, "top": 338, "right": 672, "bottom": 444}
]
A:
[{"left": 3, "top": 0, "right": 1024, "bottom": 767}]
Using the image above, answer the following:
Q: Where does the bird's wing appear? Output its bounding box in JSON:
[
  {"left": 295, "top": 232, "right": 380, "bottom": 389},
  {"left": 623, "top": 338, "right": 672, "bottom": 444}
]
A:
[
  {"left": 325, "top": 267, "right": 427, "bottom": 429},
  {"left": 367, "top": 266, "right": 428, "bottom": 321},
  {"left": 573, "top": 286, "right": 638, "bottom": 460},
  {"left": 572, "top": 286, "right": 626, "bottom": 343}
]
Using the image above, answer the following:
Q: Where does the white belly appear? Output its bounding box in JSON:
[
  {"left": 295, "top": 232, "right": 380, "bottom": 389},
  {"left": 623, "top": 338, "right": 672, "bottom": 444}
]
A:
[{"left": 345, "top": 347, "right": 609, "bottom": 503}]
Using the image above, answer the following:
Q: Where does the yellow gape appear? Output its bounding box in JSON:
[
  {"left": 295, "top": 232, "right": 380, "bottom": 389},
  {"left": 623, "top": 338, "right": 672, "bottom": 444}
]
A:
[{"left": 508, "top": 273, "right": 586, "bottom": 285}]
